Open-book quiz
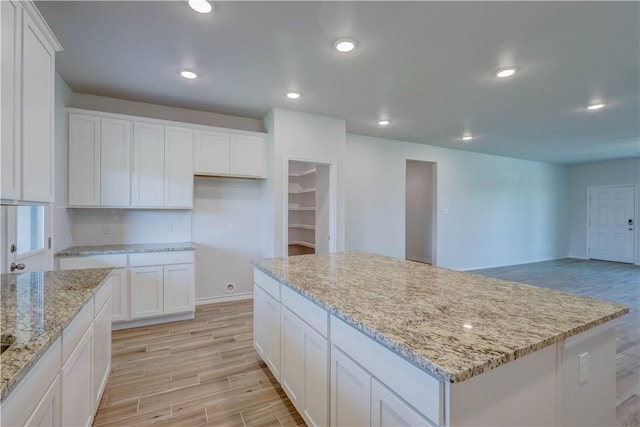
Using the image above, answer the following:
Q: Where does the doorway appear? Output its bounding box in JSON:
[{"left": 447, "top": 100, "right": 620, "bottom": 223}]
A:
[
  {"left": 588, "top": 185, "right": 636, "bottom": 263},
  {"left": 286, "top": 159, "right": 335, "bottom": 256},
  {"left": 1, "top": 205, "right": 53, "bottom": 273},
  {"left": 405, "top": 160, "right": 437, "bottom": 265}
]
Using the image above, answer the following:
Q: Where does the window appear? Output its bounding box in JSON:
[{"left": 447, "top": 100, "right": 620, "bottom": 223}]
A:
[{"left": 16, "top": 206, "right": 44, "bottom": 256}]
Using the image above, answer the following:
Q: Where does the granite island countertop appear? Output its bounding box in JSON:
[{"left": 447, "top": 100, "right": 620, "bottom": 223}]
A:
[
  {"left": 0, "top": 268, "right": 113, "bottom": 402},
  {"left": 55, "top": 242, "right": 195, "bottom": 257},
  {"left": 253, "top": 252, "right": 629, "bottom": 383}
]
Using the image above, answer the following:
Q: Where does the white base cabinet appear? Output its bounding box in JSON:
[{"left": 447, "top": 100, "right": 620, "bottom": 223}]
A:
[
  {"left": 130, "top": 265, "right": 164, "bottom": 318},
  {"left": 62, "top": 325, "right": 94, "bottom": 427},
  {"left": 25, "top": 374, "right": 62, "bottom": 427},
  {"left": 253, "top": 283, "right": 281, "bottom": 381}
]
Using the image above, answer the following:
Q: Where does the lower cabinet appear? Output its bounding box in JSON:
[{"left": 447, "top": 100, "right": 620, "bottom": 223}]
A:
[
  {"left": 253, "top": 284, "right": 281, "bottom": 380},
  {"left": 331, "top": 346, "right": 371, "bottom": 427},
  {"left": 371, "top": 379, "right": 434, "bottom": 427},
  {"left": 62, "top": 325, "right": 95, "bottom": 427},
  {"left": 164, "top": 263, "right": 195, "bottom": 314},
  {"left": 130, "top": 263, "right": 195, "bottom": 319},
  {"left": 109, "top": 268, "right": 128, "bottom": 322},
  {"left": 24, "top": 374, "right": 61, "bottom": 427},
  {"left": 94, "top": 299, "right": 112, "bottom": 407}
]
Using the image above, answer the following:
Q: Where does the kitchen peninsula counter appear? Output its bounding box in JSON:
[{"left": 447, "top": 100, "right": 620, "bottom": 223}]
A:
[
  {"left": 55, "top": 242, "right": 195, "bottom": 257},
  {"left": 253, "top": 251, "right": 628, "bottom": 425},
  {"left": 0, "top": 268, "right": 112, "bottom": 402}
]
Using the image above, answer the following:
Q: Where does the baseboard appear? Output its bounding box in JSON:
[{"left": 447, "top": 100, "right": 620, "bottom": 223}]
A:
[
  {"left": 196, "top": 292, "right": 253, "bottom": 305},
  {"left": 405, "top": 255, "right": 432, "bottom": 264},
  {"left": 112, "top": 311, "right": 195, "bottom": 330},
  {"left": 458, "top": 256, "right": 567, "bottom": 272}
]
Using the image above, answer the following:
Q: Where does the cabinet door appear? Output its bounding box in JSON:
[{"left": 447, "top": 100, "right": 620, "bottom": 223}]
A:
[
  {"left": 1, "top": 0, "right": 20, "bottom": 200},
  {"left": 21, "top": 10, "right": 55, "bottom": 203},
  {"left": 130, "top": 266, "right": 163, "bottom": 318},
  {"left": 101, "top": 118, "right": 132, "bottom": 206},
  {"left": 331, "top": 346, "right": 371, "bottom": 427},
  {"left": 193, "top": 129, "right": 229, "bottom": 175},
  {"left": 253, "top": 285, "right": 267, "bottom": 358},
  {"left": 281, "top": 307, "right": 303, "bottom": 407},
  {"left": 163, "top": 263, "right": 194, "bottom": 314},
  {"left": 24, "top": 374, "right": 62, "bottom": 427},
  {"left": 62, "top": 325, "right": 94, "bottom": 427},
  {"left": 68, "top": 113, "right": 100, "bottom": 206},
  {"left": 132, "top": 122, "right": 164, "bottom": 207},
  {"left": 93, "top": 299, "right": 112, "bottom": 408},
  {"left": 229, "top": 134, "right": 266, "bottom": 177},
  {"left": 110, "top": 268, "right": 129, "bottom": 323},
  {"left": 265, "top": 293, "right": 281, "bottom": 381},
  {"left": 301, "top": 322, "right": 329, "bottom": 427},
  {"left": 164, "top": 126, "right": 194, "bottom": 208},
  {"left": 371, "top": 379, "right": 433, "bottom": 427}
]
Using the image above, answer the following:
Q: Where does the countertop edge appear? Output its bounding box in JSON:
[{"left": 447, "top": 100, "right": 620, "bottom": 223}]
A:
[
  {"left": 252, "top": 263, "right": 629, "bottom": 383},
  {"left": 55, "top": 243, "right": 195, "bottom": 257}
]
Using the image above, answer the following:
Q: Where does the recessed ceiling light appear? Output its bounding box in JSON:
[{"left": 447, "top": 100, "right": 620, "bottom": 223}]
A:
[
  {"left": 335, "top": 39, "right": 357, "bottom": 53},
  {"left": 286, "top": 92, "right": 301, "bottom": 99},
  {"left": 378, "top": 119, "right": 390, "bottom": 126},
  {"left": 180, "top": 70, "right": 198, "bottom": 79},
  {"left": 462, "top": 134, "right": 473, "bottom": 141},
  {"left": 495, "top": 67, "right": 517, "bottom": 78},
  {"left": 586, "top": 102, "right": 606, "bottom": 110},
  {"left": 188, "top": 0, "right": 212, "bottom": 13}
]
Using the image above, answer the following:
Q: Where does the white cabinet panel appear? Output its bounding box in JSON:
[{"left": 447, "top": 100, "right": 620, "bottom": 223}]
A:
[
  {"left": 68, "top": 113, "right": 100, "bottom": 206},
  {"left": 371, "top": 379, "right": 433, "bottom": 427},
  {"left": 331, "top": 346, "right": 371, "bottom": 427},
  {"left": 101, "top": 118, "right": 132, "bottom": 206},
  {"left": 265, "top": 293, "right": 281, "bottom": 380},
  {"left": 194, "top": 129, "right": 229, "bottom": 175},
  {"left": 281, "top": 307, "right": 303, "bottom": 407},
  {"left": 132, "top": 122, "right": 165, "bottom": 207},
  {"left": 163, "top": 263, "right": 194, "bottom": 314},
  {"left": 253, "top": 285, "right": 266, "bottom": 358},
  {"left": 164, "top": 126, "right": 194, "bottom": 208},
  {"left": 130, "top": 266, "right": 164, "bottom": 318},
  {"left": 110, "top": 269, "right": 128, "bottom": 322},
  {"left": 25, "top": 374, "right": 61, "bottom": 427},
  {"left": 301, "top": 322, "right": 329, "bottom": 427},
  {"left": 21, "top": 10, "right": 55, "bottom": 202},
  {"left": 1, "top": 0, "right": 20, "bottom": 200},
  {"left": 93, "top": 299, "right": 112, "bottom": 408},
  {"left": 230, "top": 134, "right": 266, "bottom": 178},
  {"left": 62, "top": 325, "right": 94, "bottom": 427}
]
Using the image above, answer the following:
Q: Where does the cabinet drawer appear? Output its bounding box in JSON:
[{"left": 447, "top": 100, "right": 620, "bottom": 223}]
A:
[
  {"left": 129, "top": 251, "right": 194, "bottom": 267},
  {"left": 59, "top": 254, "right": 127, "bottom": 270},
  {"left": 62, "top": 299, "right": 94, "bottom": 363},
  {"left": 94, "top": 276, "right": 113, "bottom": 315},
  {"left": 254, "top": 268, "right": 280, "bottom": 301},
  {"left": 281, "top": 285, "right": 328, "bottom": 338},
  {"left": 330, "top": 315, "right": 442, "bottom": 425}
]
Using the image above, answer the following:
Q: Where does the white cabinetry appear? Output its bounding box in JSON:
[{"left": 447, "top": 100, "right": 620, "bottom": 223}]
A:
[
  {"left": 331, "top": 346, "right": 371, "bottom": 427},
  {"left": 164, "top": 126, "right": 194, "bottom": 207},
  {"left": 62, "top": 324, "right": 94, "bottom": 427},
  {"left": 371, "top": 378, "right": 433, "bottom": 427},
  {"left": 93, "top": 297, "right": 112, "bottom": 407},
  {"left": 1, "top": 0, "right": 61, "bottom": 203},
  {"left": 164, "top": 263, "right": 195, "bottom": 314},
  {"left": 132, "top": 122, "right": 165, "bottom": 207},
  {"left": 253, "top": 284, "right": 281, "bottom": 380},
  {"left": 194, "top": 130, "right": 266, "bottom": 178},
  {"left": 130, "top": 265, "right": 164, "bottom": 318},
  {"left": 68, "top": 113, "right": 132, "bottom": 206},
  {"left": 109, "top": 268, "right": 128, "bottom": 322},
  {"left": 25, "top": 374, "right": 61, "bottom": 427}
]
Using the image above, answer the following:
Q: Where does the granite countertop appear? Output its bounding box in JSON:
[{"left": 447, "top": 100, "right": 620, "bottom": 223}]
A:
[
  {"left": 55, "top": 242, "right": 195, "bottom": 257},
  {"left": 254, "top": 252, "right": 629, "bottom": 383},
  {"left": 0, "top": 268, "right": 113, "bottom": 402}
]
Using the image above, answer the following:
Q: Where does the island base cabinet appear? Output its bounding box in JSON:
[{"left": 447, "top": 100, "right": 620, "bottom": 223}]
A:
[
  {"left": 62, "top": 325, "right": 95, "bottom": 427},
  {"left": 371, "top": 379, "right": 434, "bottom": 427},
  {"left": 94, "top": 299, "right": 112, "bottom": 407},
  {"left": 331, "top": 346, "right": 371, "bottom": 427},
  {"left": 25, "top": 375, "right": 62, "bottom": 427},
  {"left": 253, "top": 284, "right": 281, "bottom": 381}
]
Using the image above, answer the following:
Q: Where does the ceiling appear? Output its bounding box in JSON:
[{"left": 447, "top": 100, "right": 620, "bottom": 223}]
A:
[{"left": 36, "top": 1, "right": 639, "bottom": 165}]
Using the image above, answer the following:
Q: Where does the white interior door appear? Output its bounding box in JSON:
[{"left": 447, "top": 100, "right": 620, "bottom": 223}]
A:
[
  {"left": 2, "top": 205, "right": 52, "bottom": 273},
  {"left": 588, "top": 185, "right": 635, "bottom": 263}
]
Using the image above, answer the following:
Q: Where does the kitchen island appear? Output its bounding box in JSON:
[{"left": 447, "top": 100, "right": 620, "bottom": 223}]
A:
[
  {"left": 0, "top": 268, "right": 113, "bottom": 426},
  {"left": 253, "top": 252, "right": 628, "bottom": 426}
]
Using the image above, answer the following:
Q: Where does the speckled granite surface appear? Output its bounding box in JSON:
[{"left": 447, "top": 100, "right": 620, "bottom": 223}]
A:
[
  {"left": 55, "top": 242, "right": 195, "bottom": 257},
  {"left": 0, "top": 268, "right": 112, "bottom": 402},
  {"left": 254, "top": 252, "right": 629, "bottom": 383}
]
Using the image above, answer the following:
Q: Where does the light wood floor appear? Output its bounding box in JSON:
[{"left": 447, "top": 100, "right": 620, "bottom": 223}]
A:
[
  {"left": 93, "top": 300, "right": 304, "bottom": 427},
  {"left": 474, "top": 258, "right": 640, "bottom": 427},
  {"left": 95, "top": 258, "right": 639, "bottom": 427}
]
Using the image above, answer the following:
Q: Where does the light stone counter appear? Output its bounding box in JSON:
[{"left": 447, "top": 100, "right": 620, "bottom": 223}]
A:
[
  {"left": 0, "top": 268, "right": 112, "bottom": 402},
  {"left": 55, "top": 242, "right": 194, "bottom": 257},
  {"left": 254, "top": 251, "right": 628, "bottom": 383}
]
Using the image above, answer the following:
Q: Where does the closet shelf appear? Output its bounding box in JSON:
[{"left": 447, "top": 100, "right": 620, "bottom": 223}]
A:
[
  {"left": 289, "top": 168, "right": 316, "bottom": 177},
  {"left": 288, "top": 241, "right": 315, "bottom": 249},
  {"left": 289, "top": 187, "right": 316, "bottom": 194},
  {"left": 289, "top": 224, "right": 315, "bottom": 230},
  {"left": 289, "top": 206, "right": 316, "bottom": 211}
]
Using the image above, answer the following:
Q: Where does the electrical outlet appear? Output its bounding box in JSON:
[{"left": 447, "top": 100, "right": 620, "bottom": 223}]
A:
[
  {"left": 229, "top": 221, "right": 236, "bottom": 231},
  {"left": 579, "top": 352, "right": 589, "bottom": 384}
]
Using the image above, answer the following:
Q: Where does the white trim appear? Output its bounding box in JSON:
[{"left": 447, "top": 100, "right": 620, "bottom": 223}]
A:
[
  {"left": 457, "top": 256, "right": 567, "bottom": 272},
  {"left": 405, "top": 255, "right": 432, "bottom": 265},
  {"left": 196, "top": 293, "right": 253, "bottom": 305},
  {"left": 22, "top": 1, "right": 63, "bottom": 52},
  {"left": 111, "top": 311, "right": 194, "bottom": 330}
]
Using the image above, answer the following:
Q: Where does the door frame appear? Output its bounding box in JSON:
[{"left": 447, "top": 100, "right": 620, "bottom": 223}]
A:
[
  {"left": 586, "top": 184, "right": 638, "bottom": 264},
  {"left": 404, "top": 159, "right": 438, "bottom": 266},
  {"left": 283, "top": 156, "right": 338, "bottom": 255},
  {"left": 1, "top": 204, "right": 53, "bottom": 273}
]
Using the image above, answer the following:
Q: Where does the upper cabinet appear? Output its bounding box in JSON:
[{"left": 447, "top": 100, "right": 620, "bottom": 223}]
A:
[
  {"left": 1, "top": 1, "right": 62, "bottom": 203},
  {"left": 195, "top": 130, "right": 266, "bottom": 178}
]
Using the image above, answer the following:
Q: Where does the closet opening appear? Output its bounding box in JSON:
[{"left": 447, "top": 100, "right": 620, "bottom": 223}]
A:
[
  {"left": 286, "top": 159, "right": 334, "bottom": 256},
  {"left": 405, "top": 160, "right": 437, "bottom": 265}
]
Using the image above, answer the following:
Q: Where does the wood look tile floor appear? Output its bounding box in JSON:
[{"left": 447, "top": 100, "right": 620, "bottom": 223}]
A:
[
  {"left": 93, "top": 300, "right": 305, "bottom": 427},
  {"left": 474, "top": 258, "right": 640, "bottom": 427},
  {"left": 95, "top": 258, "right": 638, "bottom": 426}
]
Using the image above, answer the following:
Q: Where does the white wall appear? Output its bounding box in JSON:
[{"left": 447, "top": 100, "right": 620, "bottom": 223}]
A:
[
  {"left": 345, "top": 134, "right": 570, "bottom": 270},
  {"left": 262, "top": 108, "right": 346, "bottom": 257},
  {"left": 192, "top": 177, "right": 262, "bottom": 301},
  {"left": 405, "top": 160, "right": 435, "bottom": 264},
  {"left": 568, "top": 157, "right": 640, "bottom": 264}
]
